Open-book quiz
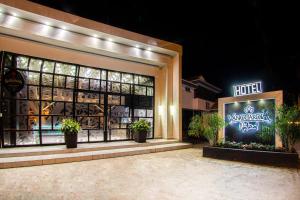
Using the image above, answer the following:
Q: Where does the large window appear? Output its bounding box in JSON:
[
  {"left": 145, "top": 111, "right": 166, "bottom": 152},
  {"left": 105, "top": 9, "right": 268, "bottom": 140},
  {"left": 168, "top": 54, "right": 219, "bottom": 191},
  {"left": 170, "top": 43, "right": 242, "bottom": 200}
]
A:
[{"left": 1, "top": 52, "right": 154, "bottom": 146}]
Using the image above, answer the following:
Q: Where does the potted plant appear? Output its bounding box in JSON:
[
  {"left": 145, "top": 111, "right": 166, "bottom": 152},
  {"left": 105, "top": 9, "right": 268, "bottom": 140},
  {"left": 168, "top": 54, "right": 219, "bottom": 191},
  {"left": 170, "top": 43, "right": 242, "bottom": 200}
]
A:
[
  {"left": 130, "top": 119, "right": 151, "bottom": 143},
  {"left": 61, "top": 118, "right": 80, "bottom": 148}
]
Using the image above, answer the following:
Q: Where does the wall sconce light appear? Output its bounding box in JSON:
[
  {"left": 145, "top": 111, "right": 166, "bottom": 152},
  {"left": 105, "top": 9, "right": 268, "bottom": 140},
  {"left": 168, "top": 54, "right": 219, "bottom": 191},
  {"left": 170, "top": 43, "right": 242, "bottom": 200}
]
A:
[
  {"left": 170, "top": 105, "right": 175, "bottom": 116},
  {"left": 158, "top": 105, "right": 163, "bottom": 116}
]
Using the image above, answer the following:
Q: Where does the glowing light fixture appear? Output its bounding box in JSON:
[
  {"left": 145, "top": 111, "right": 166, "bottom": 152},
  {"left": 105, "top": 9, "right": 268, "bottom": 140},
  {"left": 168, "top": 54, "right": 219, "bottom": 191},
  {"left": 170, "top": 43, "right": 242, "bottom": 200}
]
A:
[
  {"left": 170, "top": 105, "right": 175, "bottom": 116},
  {"left": 147, "top": 47, "right": 152, "bottom": 51},
  {"left": 135, "top": 44, "right": 140, "bottom": 48},
  {"left": 61, "top": 26, "right": 66, "bottom": 30},
  {"left": 12, "top": 12, "right": 18, "bottom": 17},
  {"left": 44, "top": 21, "right": 51, "bottom": 26},
  {"left": 158, "top": 105, "right": 163, "bottom": 115},
  {"left": 108, "top": 38, "right": 113, "bottom": 42},
  {"left": 92, "top": 34, "right": 98, "bottom": 38}
]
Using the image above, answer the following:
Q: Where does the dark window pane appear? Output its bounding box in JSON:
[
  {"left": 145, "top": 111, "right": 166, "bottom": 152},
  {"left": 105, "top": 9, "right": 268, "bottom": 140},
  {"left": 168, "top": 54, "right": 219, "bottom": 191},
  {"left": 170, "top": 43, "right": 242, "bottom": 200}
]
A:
[
  {"left": 28, "top": 72, "right": 40, "bottom": 85},
  {"left": 121, "top": 84, "right": 130, "bottom": 94},
  {"left": 28, "top": 86, "right": 39, "bottom": 100},
  {"left": 54, "top": 75, "right": 65, "bottom": 87},
  {"left": 53, "top": 88, "right": 73, "bottom": 102},
  {"left": 80, "top": 67, "right": 100, "bottom": 79},
  {"left": 16, "top": 131, "right": 40, "bottom": 145},
  {"left": 76, "top": 103, "right": 88, "bottom": 116},
  {"left": 55, "top": 63, "right": 76, "bottom": 76},
  {"left": 77, "top": 92, "right": 99, "bottom": 103},
  {"left": 108, "top": 72, "right": 120, "bottom": 81},
  {"left": 121, "top": 73, "right": 133, "bottom": 83},
  {"left": 4, "top": 54, "right": 12, "bottom": 68},
  {"left": 90, "top": 79, "right": 100, "bottom": 90},
  {"left": 66, "top": 77, "right": 75, "bottom": 88},
  {"left": 134, "top": 86, "right": 146, "bottom": 95},
  {"left": 17, "top": 56, "right": 29, "bottom": 69},
  {"left": 42, "top": 73, "right": 53, "bottom": 86},
  {"left": 139, "top": 76, "right": 153, "bottom": 86},
  {"left": 147, "top": 88, "right": 153, "bottom": 96},
  {"left": 42, "top": 61, "right": 55, "bottom": 73},
  {"left": 42, "top": 130, "right": 64, "bottom": 144},
  {"left": 78, "top": 78, "right": 89, "bottom": 90},
  {"left": 29, "top": 59, "right": 42, "bottom": 71},
  {"left": 41, "top": 116, "right": 52, "bottom": 130},
  {"left": 108, "top": 95, "right": 120, "bottom": 105},
  {"left": 41, "top": 87, "right": 52, "bottom": 100}
]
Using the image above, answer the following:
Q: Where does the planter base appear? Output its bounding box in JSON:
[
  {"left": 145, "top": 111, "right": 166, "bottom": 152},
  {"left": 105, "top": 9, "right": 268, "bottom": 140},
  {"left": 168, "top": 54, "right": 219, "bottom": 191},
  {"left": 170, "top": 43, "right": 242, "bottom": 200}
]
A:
[
  {"left": 64, "top": 133, "right": 78, "bottom": 148},
  {"left": 203, "top": 146, "right": 299, "bottom": 168},
  {"left": 133, "top": 131, "right": 147, "bottom": 143}
]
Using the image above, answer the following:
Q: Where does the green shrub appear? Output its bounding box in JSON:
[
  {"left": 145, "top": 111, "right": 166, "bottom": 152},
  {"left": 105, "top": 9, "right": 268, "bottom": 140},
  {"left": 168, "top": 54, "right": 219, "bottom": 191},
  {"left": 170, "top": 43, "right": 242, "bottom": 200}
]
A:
[
  {"left": 216, "top": 141, "right": 280, "bottom": 152},
  {"left": 257, "top": 124, "right": 275, "bottom": 145},
  {"left": 61, "top": 118, "right": 80, "bottom": 134},
  {"left": 130, "top": 119, "right": 151, "bottom": 133},
  {"left": 276, "top": 105, "right": 300, "bottom": 152},
  {"left": 188, "top": 113, "right": 225, "bottom": 146},
  {"left": 187, "top": 115, "right": 202, "bottom": 138}
]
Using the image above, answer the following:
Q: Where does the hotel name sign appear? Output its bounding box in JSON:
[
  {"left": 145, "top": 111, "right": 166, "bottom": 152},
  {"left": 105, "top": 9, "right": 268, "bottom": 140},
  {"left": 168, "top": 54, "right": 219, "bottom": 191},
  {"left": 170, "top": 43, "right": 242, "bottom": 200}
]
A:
[
  {"left": 227, "top": 105, "right": 272, "bottom": 133},
  {"left": 233, "top": 81, "right": 262, "bottom": 97}
]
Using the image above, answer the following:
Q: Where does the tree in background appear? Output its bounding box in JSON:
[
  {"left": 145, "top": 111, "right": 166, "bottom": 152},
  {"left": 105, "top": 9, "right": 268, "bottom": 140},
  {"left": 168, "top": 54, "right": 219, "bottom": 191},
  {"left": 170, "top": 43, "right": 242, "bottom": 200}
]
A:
[
  {"left": 188, "top": 113, "right": 225, "bottom": 146},
  {"left": 276, "top": 105, "right": 300, "bottom": 152}
]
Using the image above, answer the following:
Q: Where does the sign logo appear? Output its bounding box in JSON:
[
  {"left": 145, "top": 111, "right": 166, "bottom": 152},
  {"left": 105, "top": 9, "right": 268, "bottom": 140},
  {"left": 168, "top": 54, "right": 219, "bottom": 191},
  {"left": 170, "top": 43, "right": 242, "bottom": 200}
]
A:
[
  {"left": 3, "top": 69, "right": 25, "bottom": 93},
  {"left": 227, "top": 105, "right": 272, "bottom": 133},
  {"left": 233, "top": 81, "right": 262, "bottom": 97}
]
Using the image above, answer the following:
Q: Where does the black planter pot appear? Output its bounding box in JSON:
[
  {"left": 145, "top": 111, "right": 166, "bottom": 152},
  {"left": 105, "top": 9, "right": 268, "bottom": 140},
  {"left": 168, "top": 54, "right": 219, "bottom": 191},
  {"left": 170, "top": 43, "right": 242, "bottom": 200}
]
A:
[
  {"left": 64, "top": 132, "right": 78, "bottom": 148},
  {"left": 134, "top": 131, "right": 147, "bottom": 143}
]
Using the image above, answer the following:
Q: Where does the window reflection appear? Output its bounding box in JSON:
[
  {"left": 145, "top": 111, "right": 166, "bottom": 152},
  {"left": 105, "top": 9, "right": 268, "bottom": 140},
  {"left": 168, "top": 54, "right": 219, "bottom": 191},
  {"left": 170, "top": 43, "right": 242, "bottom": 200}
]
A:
[{"left": 2, "top": 52, "right": 154, "bottom": 146}]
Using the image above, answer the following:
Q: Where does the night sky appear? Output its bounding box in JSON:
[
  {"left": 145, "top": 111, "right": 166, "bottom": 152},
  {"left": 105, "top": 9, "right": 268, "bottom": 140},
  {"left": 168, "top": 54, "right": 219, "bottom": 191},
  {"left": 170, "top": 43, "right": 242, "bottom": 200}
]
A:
[{"left": 30, "top": 0, "right": 300, "bottom": 98}]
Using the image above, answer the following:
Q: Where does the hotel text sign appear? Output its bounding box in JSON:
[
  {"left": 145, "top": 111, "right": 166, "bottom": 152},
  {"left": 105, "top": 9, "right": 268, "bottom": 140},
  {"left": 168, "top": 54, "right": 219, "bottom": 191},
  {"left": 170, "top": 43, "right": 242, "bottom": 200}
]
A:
[
  {"left": 227, "top": 105, "right": 272, "bottom": 133},
  {"left": 233, "top": 81, "right": 262, "bottom": 97}
]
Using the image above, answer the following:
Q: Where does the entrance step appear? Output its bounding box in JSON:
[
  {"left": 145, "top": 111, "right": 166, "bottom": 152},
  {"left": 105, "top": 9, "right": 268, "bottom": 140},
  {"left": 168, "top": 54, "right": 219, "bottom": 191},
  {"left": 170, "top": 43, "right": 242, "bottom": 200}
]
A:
[
  {"left": 0, "top": 139, "right": 178, "bottom": 158},
  {"left": 0, "top": 142, "right": 192, "bottom": 169}
]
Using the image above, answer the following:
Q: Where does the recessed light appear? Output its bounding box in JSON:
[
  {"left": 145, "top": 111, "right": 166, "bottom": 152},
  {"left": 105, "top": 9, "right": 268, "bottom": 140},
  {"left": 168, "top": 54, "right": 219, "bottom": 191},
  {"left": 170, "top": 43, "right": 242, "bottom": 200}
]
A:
[
  {"left": 61, "top": 26, "right": 66, "bottom": 30},
  {"left": 147, "top": 47, "right": 152, "bottom": 51},
  {"left": 135, "top": 44, "right": 140, "bottom": 48},
  {"left": 108, "top": 38, "right": 113, "bottom": 42},
  {"left": 12, "top": 12, "right": 18, "bottom": 17},
  {"left": 92, "top": 34, "right": 98, "bottom": 38},
  {"left": 44, "top": 21, "right": 51, "bottom": 26}
]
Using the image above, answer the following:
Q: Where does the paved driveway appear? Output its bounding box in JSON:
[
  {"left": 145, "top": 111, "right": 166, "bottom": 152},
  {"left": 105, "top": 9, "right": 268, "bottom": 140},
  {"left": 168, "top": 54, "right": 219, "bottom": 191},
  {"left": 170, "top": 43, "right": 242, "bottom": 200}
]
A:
[{"left": 0, "top": 148, "right": 299, "bottom": 200}]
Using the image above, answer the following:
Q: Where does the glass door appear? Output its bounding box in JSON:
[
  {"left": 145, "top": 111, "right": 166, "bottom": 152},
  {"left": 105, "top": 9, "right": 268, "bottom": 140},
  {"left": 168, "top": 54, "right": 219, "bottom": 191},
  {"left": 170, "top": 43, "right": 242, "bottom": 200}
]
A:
[
  {"left": 107, "top": 94, "right": 132, "bottom": 141},
  {"left": 75, "top": 90, "right": 105, "bottom": 142}
]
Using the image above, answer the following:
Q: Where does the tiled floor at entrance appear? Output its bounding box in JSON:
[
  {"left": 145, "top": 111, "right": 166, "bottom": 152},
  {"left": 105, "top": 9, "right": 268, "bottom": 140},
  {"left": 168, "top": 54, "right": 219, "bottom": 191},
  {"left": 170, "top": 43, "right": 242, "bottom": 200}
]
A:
[{"left": 1, "top": 148, "right": 299, "bottom": 200}]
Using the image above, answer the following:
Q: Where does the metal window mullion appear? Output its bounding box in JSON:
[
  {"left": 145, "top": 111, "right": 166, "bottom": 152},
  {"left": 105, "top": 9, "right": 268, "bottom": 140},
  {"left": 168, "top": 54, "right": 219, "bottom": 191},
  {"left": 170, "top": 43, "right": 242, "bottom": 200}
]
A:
[
  {"left": 39, "top": 60, "right": 44, "bottom": 145},
  {"left": 0, "top": 52, "right": 5, "bottom": 147}
]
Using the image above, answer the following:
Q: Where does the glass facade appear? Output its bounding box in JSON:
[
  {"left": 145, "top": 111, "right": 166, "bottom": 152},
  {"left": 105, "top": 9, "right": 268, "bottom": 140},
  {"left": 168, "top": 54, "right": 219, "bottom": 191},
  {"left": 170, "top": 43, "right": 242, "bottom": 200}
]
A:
[{"left": 0, "top": 52, "right": 154, "bottom": 146}]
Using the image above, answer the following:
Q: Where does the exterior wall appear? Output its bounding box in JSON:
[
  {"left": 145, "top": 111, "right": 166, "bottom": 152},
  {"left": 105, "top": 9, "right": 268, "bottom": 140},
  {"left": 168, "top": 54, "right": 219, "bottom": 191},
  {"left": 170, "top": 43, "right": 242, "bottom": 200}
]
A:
[
  {"left": 0, "top": 0, "right": 183, "bottom": 141},
  {"left": 182, "top": 83, "right": 214, "bottom": 111},
  {"left": 192, "top": 98, "right": 214, "bottom": 111},
  {"left": 218, "top": 90, "right": 283, "bottom": 148},
  {"left": 182, "top": 84, "right": 195, "bottom": 109}
]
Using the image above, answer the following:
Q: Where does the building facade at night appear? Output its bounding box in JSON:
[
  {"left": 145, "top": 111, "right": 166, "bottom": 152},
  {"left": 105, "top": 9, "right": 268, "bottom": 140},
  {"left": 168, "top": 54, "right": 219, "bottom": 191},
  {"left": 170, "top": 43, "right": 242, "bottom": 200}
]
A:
[
  {"left": 182, "top": 76, "right": 221, "bottom": 140},
  {"left": 0, "top": 0, "right": 182, "bottom": 147}
]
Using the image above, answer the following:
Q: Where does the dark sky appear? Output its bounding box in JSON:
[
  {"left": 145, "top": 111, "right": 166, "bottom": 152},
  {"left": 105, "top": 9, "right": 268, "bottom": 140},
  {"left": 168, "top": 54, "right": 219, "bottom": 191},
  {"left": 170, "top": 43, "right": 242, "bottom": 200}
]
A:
[{"left": 30, "top": 0, "right": 300, "bottom": 97}]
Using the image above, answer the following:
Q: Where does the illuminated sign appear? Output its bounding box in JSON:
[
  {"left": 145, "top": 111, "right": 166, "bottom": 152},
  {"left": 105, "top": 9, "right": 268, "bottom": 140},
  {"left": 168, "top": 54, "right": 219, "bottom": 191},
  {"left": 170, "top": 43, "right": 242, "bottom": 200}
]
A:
[
  {"left": 233, "top": 81, "right": 262, "bottom": 97},
  {"left": 224, "top": 99, "right": 275, "bottom": 144},
  {"left": 227, "top": 105, "right": 272, "bottom": 133}
]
